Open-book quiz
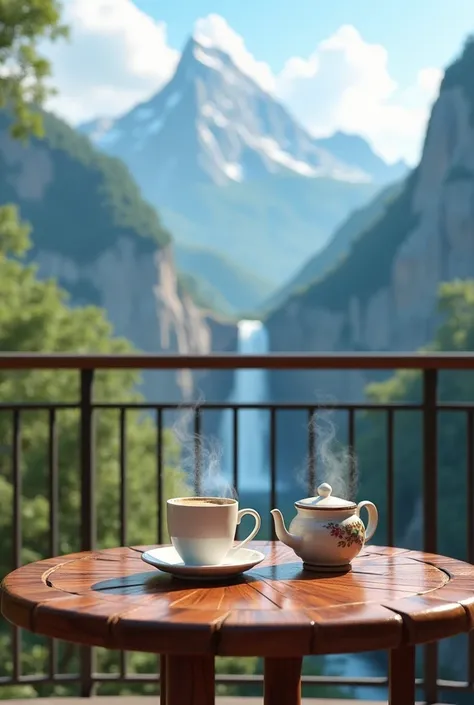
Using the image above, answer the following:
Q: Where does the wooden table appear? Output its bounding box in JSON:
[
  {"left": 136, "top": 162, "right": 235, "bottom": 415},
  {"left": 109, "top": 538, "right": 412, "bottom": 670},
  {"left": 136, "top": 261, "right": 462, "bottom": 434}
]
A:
[{"left": 2, "top": 541, "right": 474, "bottom": 705}]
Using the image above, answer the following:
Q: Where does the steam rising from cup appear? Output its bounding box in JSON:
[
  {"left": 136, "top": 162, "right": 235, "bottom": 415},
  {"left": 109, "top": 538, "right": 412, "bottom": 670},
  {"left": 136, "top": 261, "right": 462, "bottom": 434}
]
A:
[{"left": 172, "top": 396, "right": 237, "bottom": 499}]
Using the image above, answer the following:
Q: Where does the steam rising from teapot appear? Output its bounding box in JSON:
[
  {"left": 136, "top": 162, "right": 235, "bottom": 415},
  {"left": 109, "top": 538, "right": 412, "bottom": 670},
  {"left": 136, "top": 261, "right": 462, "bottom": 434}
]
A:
[{"left": 306, "top": 407, "right": 358, "bottom": 501}]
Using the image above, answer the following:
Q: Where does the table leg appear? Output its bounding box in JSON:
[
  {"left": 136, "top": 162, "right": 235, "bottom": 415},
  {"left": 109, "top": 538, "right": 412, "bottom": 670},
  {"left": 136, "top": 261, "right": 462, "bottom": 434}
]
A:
[
  {"left": 264, "top": 657, "right": 302, "bottom": 705},
  {"left": 389, "top": 645, "right": 416, "bottom": 705},
  {"left": 159, "top": 655, "right": 167, "bottom": 703},
  {"left": 165, "top": 654, "right": 214, "bottom": 705}
]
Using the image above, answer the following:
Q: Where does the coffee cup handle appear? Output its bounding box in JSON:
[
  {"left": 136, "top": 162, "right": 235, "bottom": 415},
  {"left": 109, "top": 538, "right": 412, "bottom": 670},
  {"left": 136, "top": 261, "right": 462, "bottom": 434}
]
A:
[{"left": 235, "top": 508, "right": 261, "bottom": 550}]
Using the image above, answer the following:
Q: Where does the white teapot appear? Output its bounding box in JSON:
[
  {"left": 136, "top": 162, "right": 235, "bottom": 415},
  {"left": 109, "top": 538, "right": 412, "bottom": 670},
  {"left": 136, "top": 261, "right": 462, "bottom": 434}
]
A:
[{"left": 270, "top": 483, "right": 378, "bottom": 573}]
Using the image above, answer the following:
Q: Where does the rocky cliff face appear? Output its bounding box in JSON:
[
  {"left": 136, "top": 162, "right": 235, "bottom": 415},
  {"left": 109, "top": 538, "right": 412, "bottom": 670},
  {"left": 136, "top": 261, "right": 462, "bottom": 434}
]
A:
[
  {"left": 35, "top": 240, "right": 236, "bottom": 401},
  {"left": 267, "top": 71, "right": 474, "bottom": 403},
  {"left": 0, "top": 109, "right": 238, "bottom": 401}
]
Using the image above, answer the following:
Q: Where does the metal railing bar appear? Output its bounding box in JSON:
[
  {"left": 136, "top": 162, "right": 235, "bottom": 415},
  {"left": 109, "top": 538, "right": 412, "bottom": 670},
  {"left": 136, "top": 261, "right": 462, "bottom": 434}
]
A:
[
  {"left": 4, "top": 400, "right": 474, "bottom": 411},
  {"left": 348, "top": 409, "right": 356, "bottom": 501},
  {"left": 423, "top": 368, "right": 439, "bottom": 704},
  {"left": 0, "top": 403, "right": 78, "bottom": 410},
  {"left": 468, "top": 410, "right": 474, "bottom": 565},
  {"left": 88, "top": 674, "right": 474, "bottom": 690},
  {"left": 119, "top": 409, "right": 127, "bottom": 547},
  {"left": 423, "top": 369, "right": 438, "bottom": 553},
  {"left": 307, "top": 408, "right": 316, "bottom": 496},
  {"left": 3, "top": 351, "right": 474, "bottom": 370},
  {"left": 0, "top": 673, "right": 78, "bottom": 684},
  {"left": 437, "top": 678, "right": 474, "bottom": 689},
  {"left": 468, "top": 409, "right": 474, "bottom": 687},
  {"left": 48, "top": 409, "right": 59, "bottom": 557},
  {"left": 386, "top": 409, "right": 395, "bottom": 546},
  {"left": 48, "top": 408, "right": 59, "bottom": 679},
  {"left": 0, "top": 671, "right": 472, "bottom": 691},
  {"left": 232, "top": 408, "right": 239, "bottom": 494},
  {"left": 4, "top": 401, "right": 474, "bottom": 411},
  {"left": 12, "top": 410, "right": 21, "bottom": 570},
  {"left": 90, "top": 672, "right": 391, "bottom": 687},
  {"left": 79, "top": 369, "right": 95, "bottom": 698},
  {"left": 233, "top": 409, "right": 239, "bottom": 539},
  {"left": 90, "top": 402, "right": 423, "bottom": 411},
  {"left": 157, "top": 409, "right": 164, "bottom": 544},
  {"left": 194, "top": 408, "right": 202, "bottom": 495},
  {"left": 437, "top": 403, "right": 474, "bottom": 409},
  {"left": 11, "top": 410, "right": 21, "bottom": 682},
  {"left": 270, "top": 409, "right": 277, "bottom": 540},
  {"left": 80, "top": 369, "right": 95, "bottom": 552}
]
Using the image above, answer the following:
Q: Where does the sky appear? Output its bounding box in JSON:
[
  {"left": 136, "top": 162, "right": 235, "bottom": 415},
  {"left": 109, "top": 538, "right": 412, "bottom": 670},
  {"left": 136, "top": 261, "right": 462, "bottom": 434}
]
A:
[{"left": 44, "top": 0, "right": 474, "bottom": 165}]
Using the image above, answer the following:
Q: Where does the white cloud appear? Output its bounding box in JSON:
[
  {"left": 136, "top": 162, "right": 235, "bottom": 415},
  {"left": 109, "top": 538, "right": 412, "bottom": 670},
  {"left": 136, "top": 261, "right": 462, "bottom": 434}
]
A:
[
  {"left": 193, "top": 14, "right": 275, "bottom": 93},
  {"left": 44, "top": 0, "right": 179, "bottom": 123},
  {"left": 43, "top": 6, "right": 442, "bottom": 164},
  {"left": 418, "top": 67, "right": 444, "bottom": 94},
  {"left": 274, "top": 25, "right": 443, "bottom": 165}
]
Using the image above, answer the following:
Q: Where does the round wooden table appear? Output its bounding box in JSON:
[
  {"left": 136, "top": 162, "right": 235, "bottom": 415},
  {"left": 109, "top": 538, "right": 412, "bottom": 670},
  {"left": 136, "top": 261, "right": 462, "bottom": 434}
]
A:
[{"left": 2, "top": 541, "right": 474, "bottom": 705}]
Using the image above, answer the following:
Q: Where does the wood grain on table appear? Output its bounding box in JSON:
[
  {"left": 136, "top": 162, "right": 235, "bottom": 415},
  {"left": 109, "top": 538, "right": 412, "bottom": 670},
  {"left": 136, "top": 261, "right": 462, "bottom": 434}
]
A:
[{"left": 2, "top": 541, "right": 474, "bottom": 657}]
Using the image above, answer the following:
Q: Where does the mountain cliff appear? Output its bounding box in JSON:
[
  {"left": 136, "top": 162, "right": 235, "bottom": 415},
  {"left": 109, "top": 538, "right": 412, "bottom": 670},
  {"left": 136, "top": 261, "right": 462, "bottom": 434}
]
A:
[
  {"left": 266, "top": 37, "right": 474, "bottom": 400},
  {"left": 80, "top": 36, "right": 400, "bottom": 286},
  {"left": 0, "top": 111, "right": 235, "bottom": 399},
  {"left": 265, "top": 179, "right": 406, "bottom": 311}
]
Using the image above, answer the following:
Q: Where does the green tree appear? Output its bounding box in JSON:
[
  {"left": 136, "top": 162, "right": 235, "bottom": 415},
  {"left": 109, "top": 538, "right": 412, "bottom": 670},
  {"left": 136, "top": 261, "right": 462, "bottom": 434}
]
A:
[
  {"left": 358, "top": 280, "right": 474, "bottom": 578},
  {"left": 0, "top": 205, "right": 190, "bottom": 696},
  {"left": 0, "top": 0, "right": 66, "bottom": 138}
]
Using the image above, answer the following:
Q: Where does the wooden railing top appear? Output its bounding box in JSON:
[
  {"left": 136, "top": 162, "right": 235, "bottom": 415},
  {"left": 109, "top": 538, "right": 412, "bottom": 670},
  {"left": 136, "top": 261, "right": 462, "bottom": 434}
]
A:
[{"left": 0, "top": 352, "right": 474, "bottom": 370}]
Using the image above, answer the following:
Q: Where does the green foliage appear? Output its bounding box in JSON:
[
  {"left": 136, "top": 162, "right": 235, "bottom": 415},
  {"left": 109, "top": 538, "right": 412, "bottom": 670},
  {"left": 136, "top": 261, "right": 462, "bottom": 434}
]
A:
[
  {"left": 358, "top": 280, "right": 474, "bottom": 564},
  {"left": 0, "top": 111, "right": 171, "bottom": 266},
  {"left": 0, "top": 205, "right": 188, "bottom": 697},
  {"left": 0, "top": 0, "right": 67, "bottom": 138}
]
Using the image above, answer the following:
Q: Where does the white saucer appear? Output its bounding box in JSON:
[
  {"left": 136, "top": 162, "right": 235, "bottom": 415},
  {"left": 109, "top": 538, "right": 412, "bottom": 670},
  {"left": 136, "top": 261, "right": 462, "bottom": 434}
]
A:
[{"left": 141, "top": 546, "right": 265, "bottom": 580}]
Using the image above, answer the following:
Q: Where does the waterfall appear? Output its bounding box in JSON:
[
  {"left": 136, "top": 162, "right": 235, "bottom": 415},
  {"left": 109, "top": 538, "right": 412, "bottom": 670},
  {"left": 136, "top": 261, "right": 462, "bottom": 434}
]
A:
[{"left": 221, "top": 319, "right": 269, "bottom": 491}]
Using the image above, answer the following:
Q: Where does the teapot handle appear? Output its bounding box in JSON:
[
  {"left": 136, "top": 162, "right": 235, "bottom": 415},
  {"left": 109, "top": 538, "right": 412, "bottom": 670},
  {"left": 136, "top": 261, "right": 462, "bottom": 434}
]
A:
[{"left": 356, "top": 501, "right": 379, "bottom": 542}]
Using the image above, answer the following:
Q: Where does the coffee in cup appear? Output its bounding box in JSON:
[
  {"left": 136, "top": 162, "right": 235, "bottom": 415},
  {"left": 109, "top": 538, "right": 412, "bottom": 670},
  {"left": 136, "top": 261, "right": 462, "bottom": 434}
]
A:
[{"left": 167, "top": 496, "right": 261, "bottom": 566}]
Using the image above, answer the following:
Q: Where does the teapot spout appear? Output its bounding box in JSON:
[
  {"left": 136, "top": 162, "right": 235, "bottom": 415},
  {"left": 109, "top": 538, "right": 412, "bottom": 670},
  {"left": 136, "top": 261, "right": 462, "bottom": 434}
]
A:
[{"left": 270, "top": 509, "right": 302, "bottom": 552}]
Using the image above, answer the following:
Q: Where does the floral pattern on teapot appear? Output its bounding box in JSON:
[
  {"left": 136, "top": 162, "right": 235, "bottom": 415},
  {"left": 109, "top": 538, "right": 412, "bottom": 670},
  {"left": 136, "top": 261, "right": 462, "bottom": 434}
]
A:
[{"left": 324, "top": 519, "right": 365, "bottom": 548}]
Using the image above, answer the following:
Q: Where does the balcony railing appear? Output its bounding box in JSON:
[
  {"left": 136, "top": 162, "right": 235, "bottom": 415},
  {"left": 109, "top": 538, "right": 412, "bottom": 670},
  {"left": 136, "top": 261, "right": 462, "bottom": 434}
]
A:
[{"left": 1, "top": 352, "right": 474, "bottom": 703}]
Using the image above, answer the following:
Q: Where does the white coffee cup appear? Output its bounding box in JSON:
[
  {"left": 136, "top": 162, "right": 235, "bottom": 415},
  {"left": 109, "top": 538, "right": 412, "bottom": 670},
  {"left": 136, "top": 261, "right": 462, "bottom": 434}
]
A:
[{"left": 167, "top": 496, "right": 261, "bottom": 566}]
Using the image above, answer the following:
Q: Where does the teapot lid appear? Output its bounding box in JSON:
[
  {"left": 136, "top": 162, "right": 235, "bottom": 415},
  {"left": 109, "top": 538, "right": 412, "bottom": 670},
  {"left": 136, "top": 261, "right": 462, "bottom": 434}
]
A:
[{"left": 295, "top": 483, "right": 356, "bottom": 510}]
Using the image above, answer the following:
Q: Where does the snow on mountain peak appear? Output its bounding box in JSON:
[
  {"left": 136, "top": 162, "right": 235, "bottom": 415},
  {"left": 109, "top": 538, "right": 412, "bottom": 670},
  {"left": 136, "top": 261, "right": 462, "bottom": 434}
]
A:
[
  {"left": 192, "top": 14, "right": 275, "bottom": 94},
  {"left": 78, "top": 26, "right": 402, "bottom": 200}
]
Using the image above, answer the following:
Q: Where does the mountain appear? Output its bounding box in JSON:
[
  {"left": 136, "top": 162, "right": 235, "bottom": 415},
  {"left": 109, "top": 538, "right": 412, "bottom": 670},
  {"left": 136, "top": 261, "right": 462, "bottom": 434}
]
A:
[
  {"left": 78, "top": 36, "right": 397, "bottom": 286},
  {"left": 266, "top": 36, "right": 474, "bottom": 401},
  {"left": 79, "top": 37, "right": 395, "bottom": 195},
  {"left": 265, "top": 178, "right": 406, "bottom": 310},
  {"left": 0, "top": 109, "right": 236, "bottom": 399},
  {"left": 314, "top": 132, "right": 408, "bottom": 186},
  {"left": 175, "top": 243, "right": 273, "bottom": 314}
]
